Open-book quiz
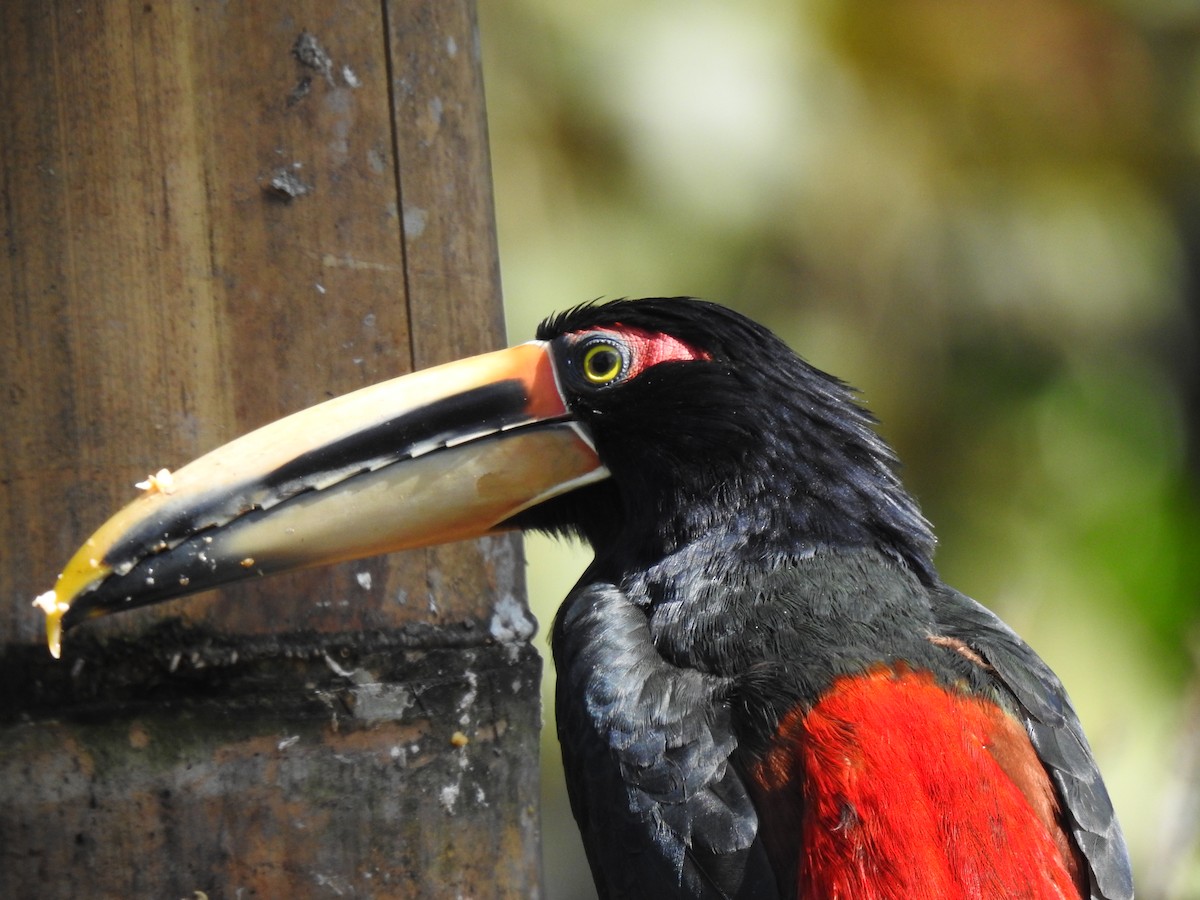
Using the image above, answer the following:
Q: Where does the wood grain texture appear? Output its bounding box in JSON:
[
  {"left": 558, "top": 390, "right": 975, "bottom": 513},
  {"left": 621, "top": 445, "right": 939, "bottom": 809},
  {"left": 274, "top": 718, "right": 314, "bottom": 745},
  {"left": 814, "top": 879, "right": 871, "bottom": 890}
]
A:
[{"left": 0, "top": 1, "right": 540, "bottom": 895}]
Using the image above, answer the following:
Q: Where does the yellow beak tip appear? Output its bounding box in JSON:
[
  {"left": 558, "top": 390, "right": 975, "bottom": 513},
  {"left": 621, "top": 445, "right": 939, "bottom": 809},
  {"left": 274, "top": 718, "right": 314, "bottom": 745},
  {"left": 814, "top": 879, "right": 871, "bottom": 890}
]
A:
[{"left": 32, "top": 590, "right": 67, "bottom": 659}]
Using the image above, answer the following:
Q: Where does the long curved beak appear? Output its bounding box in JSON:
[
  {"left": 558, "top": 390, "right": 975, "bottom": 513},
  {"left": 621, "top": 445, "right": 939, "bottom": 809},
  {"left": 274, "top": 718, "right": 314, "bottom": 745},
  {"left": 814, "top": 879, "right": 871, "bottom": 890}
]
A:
[{"left": 34, "top": 342, "right": 607, "bottom": 658}]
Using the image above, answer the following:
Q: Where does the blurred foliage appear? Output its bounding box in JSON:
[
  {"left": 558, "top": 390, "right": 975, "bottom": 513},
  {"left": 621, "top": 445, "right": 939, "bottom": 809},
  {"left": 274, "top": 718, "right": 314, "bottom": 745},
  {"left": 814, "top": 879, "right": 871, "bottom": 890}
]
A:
[{"left": 479, "top": 1, "right": 1200, "bottom": 897}]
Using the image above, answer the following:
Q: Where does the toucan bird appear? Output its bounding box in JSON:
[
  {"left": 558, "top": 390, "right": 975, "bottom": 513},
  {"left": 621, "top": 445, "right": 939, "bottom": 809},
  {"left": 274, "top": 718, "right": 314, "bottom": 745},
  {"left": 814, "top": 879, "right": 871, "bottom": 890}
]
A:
[{"left": 38, "top": 297, "right": 1133, "bottom": 899}]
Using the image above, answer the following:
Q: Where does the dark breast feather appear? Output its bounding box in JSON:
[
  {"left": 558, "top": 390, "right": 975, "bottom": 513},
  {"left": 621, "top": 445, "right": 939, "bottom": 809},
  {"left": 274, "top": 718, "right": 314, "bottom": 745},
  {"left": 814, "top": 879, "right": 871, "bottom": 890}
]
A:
[{"left": 553, "top": 582, "right": 779, "bottom": 899}]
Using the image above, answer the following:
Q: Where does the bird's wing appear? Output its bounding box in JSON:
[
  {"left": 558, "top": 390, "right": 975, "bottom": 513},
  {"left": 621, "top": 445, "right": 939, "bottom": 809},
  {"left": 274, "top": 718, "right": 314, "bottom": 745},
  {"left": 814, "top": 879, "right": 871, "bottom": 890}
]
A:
[
  {"left": 554, "top": 582, "right": 778, "bottom": 899},
  {"left": 934, "top": 586, "right": 1135, "bottom": 900}
]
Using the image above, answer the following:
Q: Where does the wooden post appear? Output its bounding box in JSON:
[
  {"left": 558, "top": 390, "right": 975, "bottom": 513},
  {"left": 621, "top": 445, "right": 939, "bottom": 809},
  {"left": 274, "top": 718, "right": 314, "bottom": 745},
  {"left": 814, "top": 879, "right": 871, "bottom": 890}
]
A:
[{"left": 0, "top": 2, "right": 542, "bottom": 897}]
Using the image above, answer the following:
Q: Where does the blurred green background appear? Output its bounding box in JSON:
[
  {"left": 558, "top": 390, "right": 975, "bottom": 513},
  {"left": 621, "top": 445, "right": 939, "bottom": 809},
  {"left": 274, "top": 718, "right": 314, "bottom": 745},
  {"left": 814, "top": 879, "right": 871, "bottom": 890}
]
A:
[{"left": 479, "top": 1, "right": 1200, "bottom": 897}]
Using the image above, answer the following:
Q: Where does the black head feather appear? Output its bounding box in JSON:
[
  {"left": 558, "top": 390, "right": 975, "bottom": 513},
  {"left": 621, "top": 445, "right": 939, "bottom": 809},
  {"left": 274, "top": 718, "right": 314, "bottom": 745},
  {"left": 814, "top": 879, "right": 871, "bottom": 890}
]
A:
[{"left": 519, "top": 297, "right": 936, "bottom": 584}]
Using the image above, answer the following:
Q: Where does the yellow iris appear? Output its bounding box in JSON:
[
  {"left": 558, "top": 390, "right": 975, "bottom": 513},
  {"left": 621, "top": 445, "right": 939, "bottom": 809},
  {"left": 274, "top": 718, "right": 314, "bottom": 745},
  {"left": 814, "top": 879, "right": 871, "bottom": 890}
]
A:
[{"left": 582, "top": 343, "right": 624, "bottom": 384}]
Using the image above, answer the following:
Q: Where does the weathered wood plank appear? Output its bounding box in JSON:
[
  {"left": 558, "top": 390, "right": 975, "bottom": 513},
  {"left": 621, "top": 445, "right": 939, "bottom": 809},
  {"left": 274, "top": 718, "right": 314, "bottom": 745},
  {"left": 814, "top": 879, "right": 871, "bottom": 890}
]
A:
[{"left": 0, "top": 1, "right": 540, "bottom": 896}]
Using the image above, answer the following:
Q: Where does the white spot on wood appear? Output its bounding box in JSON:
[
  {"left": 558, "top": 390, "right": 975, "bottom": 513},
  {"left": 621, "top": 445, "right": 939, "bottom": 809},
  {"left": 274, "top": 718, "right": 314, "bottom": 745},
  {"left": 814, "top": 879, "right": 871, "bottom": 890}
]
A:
[
  {"left": 323, "top": 651, "right": 355, "bottom": 679},
  {"left": 366, "top": 146, "right": 387, "bottom": 174},
  {"left": 439, "top": 782, "right": 460, "bottom": 813},
  {"left": 489, "top": 592, "right": 536, "bottom": 643},
  {"left": 403, "top": 206, "right": 427, "bottom": 238},
  {"left": 321, "top": 253, "right": 402, "bottom": 273},
  {"left": 350, "top": 683, "right": 415, "bottom": 721},
  {"left": 314, "top": 873, "right": 352, "bottom": 896},
  {"left": 265, "top": 168, "right": 312, "bottom": 200}
]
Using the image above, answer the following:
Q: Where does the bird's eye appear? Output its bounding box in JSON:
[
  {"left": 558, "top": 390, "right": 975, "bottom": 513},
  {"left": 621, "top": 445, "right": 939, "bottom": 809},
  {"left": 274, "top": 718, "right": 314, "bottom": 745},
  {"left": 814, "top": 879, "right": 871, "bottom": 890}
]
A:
[{"left": 581, "top": 342, "right": 625, "bottom": 385}]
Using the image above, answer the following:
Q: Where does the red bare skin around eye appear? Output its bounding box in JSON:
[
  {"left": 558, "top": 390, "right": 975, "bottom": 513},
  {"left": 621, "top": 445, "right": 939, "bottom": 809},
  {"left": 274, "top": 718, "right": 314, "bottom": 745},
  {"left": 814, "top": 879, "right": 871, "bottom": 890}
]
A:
[{"left": 585, "top": 326, "right": 711, "bottom": 380}]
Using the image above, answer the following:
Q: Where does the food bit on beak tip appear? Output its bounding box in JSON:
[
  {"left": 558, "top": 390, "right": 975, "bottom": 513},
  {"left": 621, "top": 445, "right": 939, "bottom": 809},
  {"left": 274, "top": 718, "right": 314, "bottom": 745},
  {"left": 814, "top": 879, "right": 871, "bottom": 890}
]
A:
[{"left": 135, "top": 467, "right": 176, "bottom": 495}]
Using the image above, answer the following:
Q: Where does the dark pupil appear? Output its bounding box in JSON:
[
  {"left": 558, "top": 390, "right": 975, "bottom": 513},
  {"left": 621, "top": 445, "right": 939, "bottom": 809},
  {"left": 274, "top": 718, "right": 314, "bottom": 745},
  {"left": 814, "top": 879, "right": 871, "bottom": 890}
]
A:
[{"left": 589, "top": 348, "right": 619, "bottom": 376}]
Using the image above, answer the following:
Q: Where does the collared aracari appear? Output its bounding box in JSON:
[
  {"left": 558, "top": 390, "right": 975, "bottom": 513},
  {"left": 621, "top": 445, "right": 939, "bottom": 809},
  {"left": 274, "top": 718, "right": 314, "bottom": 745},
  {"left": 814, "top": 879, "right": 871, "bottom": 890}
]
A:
[{"left": 37, "top": 297, "right": 1133, "bottom": 899}]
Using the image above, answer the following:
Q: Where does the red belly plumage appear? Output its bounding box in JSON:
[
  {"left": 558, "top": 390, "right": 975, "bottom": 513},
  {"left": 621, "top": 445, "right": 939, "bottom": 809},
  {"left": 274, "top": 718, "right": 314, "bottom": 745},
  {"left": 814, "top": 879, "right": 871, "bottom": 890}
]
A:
[{"left": 750, "top": 667, "right": 1085, "bottom": 900}]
